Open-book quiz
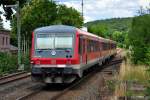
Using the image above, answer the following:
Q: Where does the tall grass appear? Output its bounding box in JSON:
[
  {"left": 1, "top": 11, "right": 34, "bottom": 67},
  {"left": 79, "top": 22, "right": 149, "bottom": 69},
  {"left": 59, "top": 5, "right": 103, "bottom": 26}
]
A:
[
  {"left": 118, "top": 62, "right": 149, "bottom": 83},
  {"left": 115, "top": 60, "right": 150, "bottom": 96}
]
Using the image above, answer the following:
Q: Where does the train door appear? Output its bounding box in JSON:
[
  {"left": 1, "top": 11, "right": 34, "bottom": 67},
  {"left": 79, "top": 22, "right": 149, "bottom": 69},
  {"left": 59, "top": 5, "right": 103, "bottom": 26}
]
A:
[
  {"left": 79, "top": 36, "right": 87, "bottom": 64},
  {"left": 83, "top": 38, "right": 87, "bottom": 64}
]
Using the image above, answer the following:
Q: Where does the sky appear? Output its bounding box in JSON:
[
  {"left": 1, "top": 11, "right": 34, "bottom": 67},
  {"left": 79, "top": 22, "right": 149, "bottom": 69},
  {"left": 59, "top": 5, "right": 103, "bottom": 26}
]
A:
[{"left": 0, "top": 0, "right": 150, "bottom": 30}]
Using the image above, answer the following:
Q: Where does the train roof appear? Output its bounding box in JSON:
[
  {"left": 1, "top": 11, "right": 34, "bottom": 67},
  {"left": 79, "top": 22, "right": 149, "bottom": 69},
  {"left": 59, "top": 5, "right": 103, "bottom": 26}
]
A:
[
  {"left": 77, "top": 29, "right": 108, "bottom": 42},
  {"left": 78, "top": 29, "right": 116, "bottom": 43},
  {"left": 33, "top": 25, "right": 116, "bottom": 43},
  {"left": 34, "top": 25, "right": 76, "bottom": 33}
]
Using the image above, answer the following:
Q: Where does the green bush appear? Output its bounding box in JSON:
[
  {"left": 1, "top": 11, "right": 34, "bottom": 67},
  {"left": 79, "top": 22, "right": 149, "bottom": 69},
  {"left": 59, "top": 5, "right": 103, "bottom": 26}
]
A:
[
  {"left": 128, "top": 14, "right": 150, "bottom": 65},
  {"left": 0, "top": 52, "right": 31, "bottom": 75},
  {"left": 21, "top": 53, "right": 30, "bottom": 71},
  {"left": 0, "top": 52, "right": 18, "bottom": 75}
]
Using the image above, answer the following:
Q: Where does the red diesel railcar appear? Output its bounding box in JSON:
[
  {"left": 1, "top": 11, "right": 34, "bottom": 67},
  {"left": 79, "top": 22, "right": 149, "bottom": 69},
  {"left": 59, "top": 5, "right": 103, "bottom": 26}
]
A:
[{"left": 30, "top": 25, "right": 117, "bottom": 83}]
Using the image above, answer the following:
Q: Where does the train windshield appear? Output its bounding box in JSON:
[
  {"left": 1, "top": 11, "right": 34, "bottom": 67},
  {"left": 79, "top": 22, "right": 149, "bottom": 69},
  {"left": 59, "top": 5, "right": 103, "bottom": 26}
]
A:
[
  {"left": 55, "top": 36, "right": 73, "bottom": 49},
  {"left": 36, "top": 34, "right": 73, "bottom": 50}
]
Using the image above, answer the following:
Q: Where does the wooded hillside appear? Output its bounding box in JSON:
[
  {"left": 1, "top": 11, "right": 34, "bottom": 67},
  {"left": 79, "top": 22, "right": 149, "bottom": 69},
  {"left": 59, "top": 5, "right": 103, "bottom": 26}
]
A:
[{"left": 84, "top": 17, "right": 133, "bottom": 47}]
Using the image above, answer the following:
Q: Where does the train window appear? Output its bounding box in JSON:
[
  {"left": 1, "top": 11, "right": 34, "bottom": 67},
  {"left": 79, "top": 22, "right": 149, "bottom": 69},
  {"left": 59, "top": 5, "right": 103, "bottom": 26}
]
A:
[
  {"left": 96, "top": 41, "right": 99, "bottom": 51},
  {"left": 93, "top": 40, "right": 96, "bottom": 52},
  {"left": 36, "top": 34, "right": 73, "bottom": 50},
  {"left": 79, "top": 37, "right": 86, "bottom": 54},
  {"left": 103, "top": 42, "right": 109, "bottom": 50},
  {"left": 36, "top": 36, "right": 54, "bottom": 49},
  {"left": 107, "top": 43, "right": 109, "bottom": 50},
  {"left": 90, "top": 40, "right": 94, "bottom": 52},
  {"left": 103, "top": 43, "right": 106, "bottom": 50},
  {"left": 93, "top": 40, "right": 97, "bottom": 52},
  {"left": 55, "top": 36, "right": 73, "bottom": 49},
  {"left": 113, "top": 43, "right": 115, "bottom": 49},
  {"left": 87, "top": 39, "right": 100, "bottom": 52},
  {"left": 87, "top": 40, "right": 89, "bottom": 52}
]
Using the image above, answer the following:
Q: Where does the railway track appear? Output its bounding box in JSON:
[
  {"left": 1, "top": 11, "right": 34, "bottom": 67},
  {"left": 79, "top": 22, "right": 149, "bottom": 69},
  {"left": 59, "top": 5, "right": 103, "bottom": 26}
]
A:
[
  {"left": 16, "top": 57, "right": 123, "bottom": 100},
  {"left": 0, "top": 71, "right": 31, "bottom": 85}
]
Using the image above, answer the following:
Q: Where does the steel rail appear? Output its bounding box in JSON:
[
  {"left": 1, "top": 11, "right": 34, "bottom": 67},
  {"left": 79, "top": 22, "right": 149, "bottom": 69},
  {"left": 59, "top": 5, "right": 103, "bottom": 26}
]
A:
[
  {"left": 0, "top": 71, "right": 27, "bottom": 80},
  {"left": 17, "top": 57, "right": 122, "bottom": 100},
  {"left": 51, "top": 58, "right": 122, "bottom": 100},
  {"left": 0, "top": 72, "right": 31, "bottom": 85}
]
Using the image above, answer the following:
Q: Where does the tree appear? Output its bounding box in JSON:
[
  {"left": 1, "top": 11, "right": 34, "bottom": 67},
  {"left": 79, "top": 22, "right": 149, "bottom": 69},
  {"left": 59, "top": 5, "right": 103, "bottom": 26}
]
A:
[
  {"left": 0, "top": 0, "right": 28, "bottom": 20},
  {"left": 11, "top": 0, "right": 83, "bottom": 46},
  {"left": 86, "top": 17, "right": 132, "bottom": 44},
  {"left": 11, "top": 0, "right": 57, "bottom": 46},
  {"left": 88, "top": 24, "right": 109, "bottom": 38},
  {"left": 128, "top": 14, "right": 150, "bottom": 64},
  {"left": 112, "top": 31, "right": 126, "bottom": 48},
  {"left": 58, "top": 5, "right": 83, "bottom": 28}
]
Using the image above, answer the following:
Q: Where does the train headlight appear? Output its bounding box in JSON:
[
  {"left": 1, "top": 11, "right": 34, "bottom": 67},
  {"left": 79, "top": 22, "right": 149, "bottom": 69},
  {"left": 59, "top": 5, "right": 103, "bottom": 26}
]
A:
[{"left": 30, "top": 61, "right": 34, "bottom": 64}]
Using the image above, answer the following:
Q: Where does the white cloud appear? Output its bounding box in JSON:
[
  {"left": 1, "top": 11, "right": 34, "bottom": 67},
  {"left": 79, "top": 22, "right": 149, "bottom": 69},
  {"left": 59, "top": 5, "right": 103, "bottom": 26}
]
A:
[
  {"left": 59, "top": 0, "right": 150, "bottom": 22},
  {"left": 1, "top": 0, "right": 150, "bottom": 29}
]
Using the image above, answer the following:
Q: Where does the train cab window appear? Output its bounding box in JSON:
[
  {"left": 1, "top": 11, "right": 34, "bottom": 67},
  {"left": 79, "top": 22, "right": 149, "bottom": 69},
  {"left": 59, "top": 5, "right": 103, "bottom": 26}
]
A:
[
  {"left": 55, "top": 36, "right": 73, "bottom": 49},
  {"left": 36, "top": 34, "right": 73, "bottom": 50},
  {"left": 36, "top": 34, "right": 54, "bottom": 50}
]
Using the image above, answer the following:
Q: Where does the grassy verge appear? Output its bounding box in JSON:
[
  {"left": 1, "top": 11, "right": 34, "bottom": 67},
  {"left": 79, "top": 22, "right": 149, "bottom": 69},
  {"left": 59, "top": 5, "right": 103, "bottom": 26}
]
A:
[{"left": 115, "top": 60, "right": 149, "bottom": 96}]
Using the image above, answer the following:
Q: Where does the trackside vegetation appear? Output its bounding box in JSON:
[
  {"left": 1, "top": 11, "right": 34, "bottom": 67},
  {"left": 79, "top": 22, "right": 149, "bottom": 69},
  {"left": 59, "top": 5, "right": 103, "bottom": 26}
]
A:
[
  {"left": 86, "top": 6, "right": 150, "bottom": 96},
  {"left": 85, "top": 18, "right": 132, "bottom": 48},
  {"left": 0, "top": 52, "right": 30, "bottom": 76},
  {"left": 0, "top": 0, "right": 83, "bottom": 75},
  {"left": 11, "top": 0, "right": 83, "bottom": 46},
  {"left": 0, "top": 53, "right": 18, "bottom": 75}
]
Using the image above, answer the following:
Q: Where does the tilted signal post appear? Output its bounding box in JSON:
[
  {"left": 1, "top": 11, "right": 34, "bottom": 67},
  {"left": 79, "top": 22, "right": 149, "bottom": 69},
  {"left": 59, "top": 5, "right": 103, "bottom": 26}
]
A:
[{"left": 6, "top": 1, "right": 22, "bottom": 69}]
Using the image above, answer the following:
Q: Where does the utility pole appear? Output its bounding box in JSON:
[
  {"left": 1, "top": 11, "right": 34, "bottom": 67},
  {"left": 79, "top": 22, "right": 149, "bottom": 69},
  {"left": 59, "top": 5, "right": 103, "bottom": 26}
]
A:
[
  {"left": 81, "top": 0, "right": 84, "bottom": 18},
  {"left": 17, "top": 1, "right": 21, "bottom": 68},
  {"left": 6, "top": 1, "right": 21, "bottom": 68}
]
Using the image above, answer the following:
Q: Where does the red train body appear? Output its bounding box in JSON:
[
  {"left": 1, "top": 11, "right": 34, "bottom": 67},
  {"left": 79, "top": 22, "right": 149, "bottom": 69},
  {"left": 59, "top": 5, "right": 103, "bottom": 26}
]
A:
[{"left": 30, "top": 25, "right": 117, "bottom": 83}]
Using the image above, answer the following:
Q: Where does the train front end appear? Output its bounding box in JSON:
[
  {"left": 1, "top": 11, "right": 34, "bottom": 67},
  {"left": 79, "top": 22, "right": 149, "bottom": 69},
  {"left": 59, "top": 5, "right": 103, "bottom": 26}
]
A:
[{"left": 30, "top": 25, "right": 80, "bottom": 84}]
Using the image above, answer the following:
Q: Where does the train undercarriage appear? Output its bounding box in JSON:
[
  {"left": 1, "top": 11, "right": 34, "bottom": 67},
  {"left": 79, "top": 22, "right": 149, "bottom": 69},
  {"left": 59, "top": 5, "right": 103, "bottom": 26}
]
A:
[{"left": 31, "top": 67, "right": 80, "bottom": 84}]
